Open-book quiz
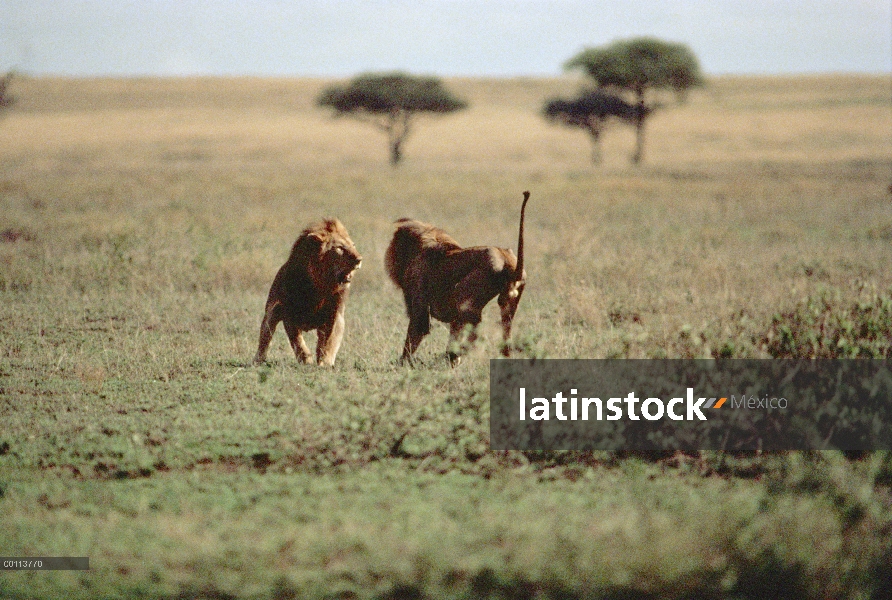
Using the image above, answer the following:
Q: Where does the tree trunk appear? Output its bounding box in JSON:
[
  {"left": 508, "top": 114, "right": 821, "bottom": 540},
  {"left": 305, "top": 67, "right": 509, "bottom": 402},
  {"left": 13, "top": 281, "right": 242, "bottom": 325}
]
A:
[
  {"left": 390, "top": 138, "right": 403, "bottom": 165},
  {"left": 632, "top": 90, "right": 646, "bottom": 164},
  {"left": 587, "top": 126, "right": 602, "bottom": 164},
  {"left": 386, "top": 109, "right": 411, "bottom": 167},
  {"left": 632, "top": 117, "right": 645, "bottom": 164},
  {"left": 583, "top": 116, "right": 606, "bottom": 164}
]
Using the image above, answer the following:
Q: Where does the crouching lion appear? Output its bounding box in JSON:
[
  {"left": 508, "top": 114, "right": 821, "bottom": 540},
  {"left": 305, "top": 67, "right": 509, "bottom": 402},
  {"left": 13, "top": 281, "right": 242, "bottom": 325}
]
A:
[
  {"left": 385, "top": 191, "right": 530, "bottom": 366},
  {"left": 253, "top": 219, "right": 362, "bottom": 366}
]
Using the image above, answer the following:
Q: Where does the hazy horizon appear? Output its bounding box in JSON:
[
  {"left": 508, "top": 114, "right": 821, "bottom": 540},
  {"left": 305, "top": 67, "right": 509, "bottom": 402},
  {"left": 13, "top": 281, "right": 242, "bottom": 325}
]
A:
[{"left": 1, "top": 1, "right": 890, "bottom": 78}]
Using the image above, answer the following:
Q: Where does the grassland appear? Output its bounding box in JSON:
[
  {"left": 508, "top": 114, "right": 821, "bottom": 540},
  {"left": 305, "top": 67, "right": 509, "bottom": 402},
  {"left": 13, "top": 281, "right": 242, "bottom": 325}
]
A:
[{"left": 1, "top": 74, "right": 891, "bottom": 599}]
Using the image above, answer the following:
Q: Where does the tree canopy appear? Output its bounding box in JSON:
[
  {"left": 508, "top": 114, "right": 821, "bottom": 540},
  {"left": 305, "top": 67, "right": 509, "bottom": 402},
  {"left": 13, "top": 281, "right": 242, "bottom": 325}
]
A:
[
  {"left": 565, "top": 37, "right": 704, "bottom": 100},
  {"left": 317, "top": 73, "right": 467, "bottom": 165},
  {"left": 318, "top": 72, "right": 466, "bottom": 115},
  {"left": 542, "top": 91, "right": 648, "bottom": 163},
  {"left": 543, "top": 91, "right": 644, "bottom": 126}
]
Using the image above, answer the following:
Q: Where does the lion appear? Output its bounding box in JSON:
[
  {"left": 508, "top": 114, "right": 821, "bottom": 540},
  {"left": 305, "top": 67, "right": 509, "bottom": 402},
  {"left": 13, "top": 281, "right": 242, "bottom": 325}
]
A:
[
  {"left": 385, "top": 191, "right": 530, "bottom": 366},
  {"left": 253, "top": 219, "right": 362, "bottom": 367}
]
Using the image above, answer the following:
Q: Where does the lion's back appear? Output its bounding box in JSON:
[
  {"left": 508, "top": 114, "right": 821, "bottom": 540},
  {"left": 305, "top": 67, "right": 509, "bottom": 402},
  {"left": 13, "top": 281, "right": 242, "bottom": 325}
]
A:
[{"left": 385, "top": 219, "right": 461, "bottom": 289}]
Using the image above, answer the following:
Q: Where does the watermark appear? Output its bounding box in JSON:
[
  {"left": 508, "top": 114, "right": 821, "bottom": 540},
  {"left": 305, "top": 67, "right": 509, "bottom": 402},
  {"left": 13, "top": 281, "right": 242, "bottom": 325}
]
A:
[
  {"left": 1, "top": 557, "right": 90, "bottom": 570},
  {"left": 518, "top": 388, "right": 787, "bottom": 422},
  {"left": 491, "top": 359, "right": 892, "bottom": 451}
]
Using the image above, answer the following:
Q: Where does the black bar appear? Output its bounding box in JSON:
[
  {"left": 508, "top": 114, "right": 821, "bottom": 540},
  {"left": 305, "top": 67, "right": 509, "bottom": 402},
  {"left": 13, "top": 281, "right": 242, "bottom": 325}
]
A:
[
  {"left": 0, "top": 557, "right": 89, "bottom": 570},
  {"left": 490, "top": 359, "right": 892, "bottom": 452}
]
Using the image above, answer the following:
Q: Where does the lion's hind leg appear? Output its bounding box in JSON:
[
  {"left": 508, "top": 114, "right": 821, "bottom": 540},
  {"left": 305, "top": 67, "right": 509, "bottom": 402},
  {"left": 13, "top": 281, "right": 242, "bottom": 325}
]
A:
[
  {"left": 444, "top": 270, "right": 488, "bottom": 366},
  {"left": 315, "top": 312, "right": 345, "bottom": 367},
  {"left": 447, "top": 317, "right": 480, "bottom": 367},
  {"left": 401, "top": 298, "right": 431, "bottom": 365}
]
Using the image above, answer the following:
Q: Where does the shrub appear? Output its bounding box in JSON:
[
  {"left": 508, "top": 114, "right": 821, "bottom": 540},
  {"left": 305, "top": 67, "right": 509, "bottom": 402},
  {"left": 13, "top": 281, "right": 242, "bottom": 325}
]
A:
[{"left": 763, "top": 285, "right": 892, "bottom": 358}]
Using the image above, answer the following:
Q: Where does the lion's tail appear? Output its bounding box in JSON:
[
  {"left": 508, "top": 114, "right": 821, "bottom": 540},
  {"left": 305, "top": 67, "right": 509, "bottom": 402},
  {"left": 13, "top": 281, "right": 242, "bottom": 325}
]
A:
[{"left": 514, "top": 191, "right": 530, "bottom": 281}]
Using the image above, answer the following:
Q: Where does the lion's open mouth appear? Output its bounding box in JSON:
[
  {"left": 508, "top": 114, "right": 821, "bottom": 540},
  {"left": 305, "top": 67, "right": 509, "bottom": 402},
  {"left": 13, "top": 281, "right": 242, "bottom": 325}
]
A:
[{"left": 339, "top": 259, "right": 361, "bottom": 284}]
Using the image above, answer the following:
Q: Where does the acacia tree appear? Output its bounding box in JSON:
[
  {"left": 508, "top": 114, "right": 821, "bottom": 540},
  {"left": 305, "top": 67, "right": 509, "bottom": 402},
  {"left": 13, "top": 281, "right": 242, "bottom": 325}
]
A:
[
  {"left": 564, "top": 37, "right": 704, "bottom": 163},
  {"left": 542, "top": 91, "right": 648, "bottom": 164},
  {"left": 0, "top": 71, "right": 14, "bottom": 113},
  {"left": 317, "top": 72, "right": 467, "bottom": 166}
]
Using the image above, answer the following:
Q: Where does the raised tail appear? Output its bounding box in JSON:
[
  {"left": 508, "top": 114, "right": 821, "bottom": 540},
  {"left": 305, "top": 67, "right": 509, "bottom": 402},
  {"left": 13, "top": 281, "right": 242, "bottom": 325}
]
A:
[{"left": 514, "top": 191, "right": 530, "bottom": 280}]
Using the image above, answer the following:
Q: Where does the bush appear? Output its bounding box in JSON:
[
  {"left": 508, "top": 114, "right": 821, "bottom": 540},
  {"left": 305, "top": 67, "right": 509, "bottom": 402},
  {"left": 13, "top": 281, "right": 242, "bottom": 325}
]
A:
[{"left": 763, "top": 285, "right": 892, "bottom": 358}]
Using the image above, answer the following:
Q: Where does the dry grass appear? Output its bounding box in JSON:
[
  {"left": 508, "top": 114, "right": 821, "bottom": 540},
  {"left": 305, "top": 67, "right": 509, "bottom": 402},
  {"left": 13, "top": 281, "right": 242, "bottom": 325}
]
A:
[{"left": 2, "top": 74, "right": 891, "bottom": 362}]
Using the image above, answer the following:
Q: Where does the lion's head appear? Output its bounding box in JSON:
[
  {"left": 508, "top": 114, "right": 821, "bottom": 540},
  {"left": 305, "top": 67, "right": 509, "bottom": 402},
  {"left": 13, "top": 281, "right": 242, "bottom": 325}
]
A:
[{"left": 300, "top": 218, "right": 362, "bottom": 292}]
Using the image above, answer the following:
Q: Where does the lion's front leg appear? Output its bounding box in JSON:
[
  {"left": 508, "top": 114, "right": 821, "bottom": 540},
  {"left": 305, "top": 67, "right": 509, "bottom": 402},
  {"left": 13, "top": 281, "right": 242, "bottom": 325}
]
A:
[
  {"left": 316, "top": 312, "right": 345, "bottom": 367},
  {"left": 253, "top": 306, "right": 279, "bottom": 365},
  {"left": 283, "top": 320, "right": 314, "bottom": 364},
  {"left": 401, "top": 303, "right": 430, "bottom": 365}
]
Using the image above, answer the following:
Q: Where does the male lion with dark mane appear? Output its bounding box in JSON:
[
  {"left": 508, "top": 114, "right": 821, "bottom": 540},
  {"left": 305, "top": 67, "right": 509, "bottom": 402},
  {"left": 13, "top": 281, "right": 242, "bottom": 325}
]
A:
[
  {"left": 253, "top": 219, "right": 362, "bottom": 367},
  {"left": 385, "top": 191, "right": 530, "bottom": 366}
]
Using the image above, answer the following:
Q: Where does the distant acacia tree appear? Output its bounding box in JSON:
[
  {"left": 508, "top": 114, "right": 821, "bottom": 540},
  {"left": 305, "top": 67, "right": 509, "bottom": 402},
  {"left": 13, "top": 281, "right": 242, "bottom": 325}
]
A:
[
  {"left": 0, "top": 71, "right": 14, "bottom": 113},
  {"left": 317, "top": 72, "right": 467, "bottom": 166},
  {"left": 563, "top": 37, "right": 704, "bottom": 163},
  {"left": 542, "top": 91, "right": 649, "bottom": 164}
]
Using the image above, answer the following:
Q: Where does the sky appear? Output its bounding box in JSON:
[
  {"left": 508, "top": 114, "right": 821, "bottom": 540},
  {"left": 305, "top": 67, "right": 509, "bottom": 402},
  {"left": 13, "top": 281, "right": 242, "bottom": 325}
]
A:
[{"left": 0, "top": 1, "right": 889, "bottom": 77}]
